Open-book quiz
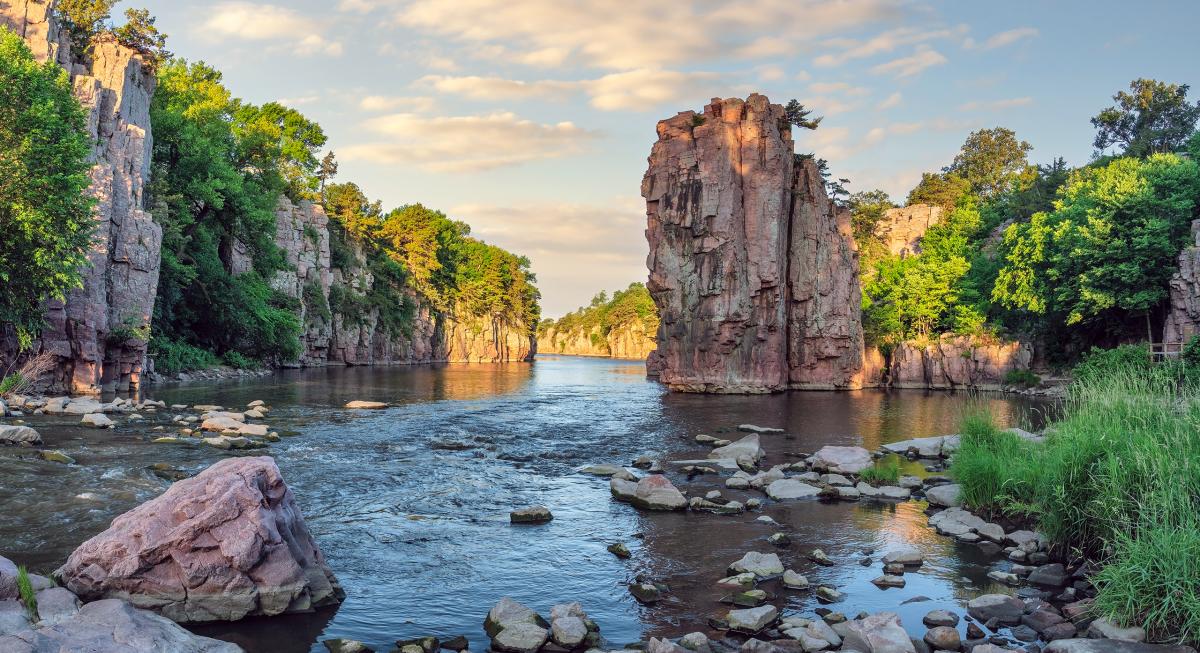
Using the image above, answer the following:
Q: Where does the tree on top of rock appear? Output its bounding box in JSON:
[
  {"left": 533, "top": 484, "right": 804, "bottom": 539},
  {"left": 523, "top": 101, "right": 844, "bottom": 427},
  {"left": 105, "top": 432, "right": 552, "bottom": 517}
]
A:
[
  {"left": 784, "top": 100, "right": 823, "bottom": 130},
  {"left": 113, "top": 8, "right": 171, "bottom": 67},
  {"left": 56, "top": 0, "right": 118, "bottom": 52},
  {"left": 1092, "top": 78, "right": 1200, "bottom": 158}
]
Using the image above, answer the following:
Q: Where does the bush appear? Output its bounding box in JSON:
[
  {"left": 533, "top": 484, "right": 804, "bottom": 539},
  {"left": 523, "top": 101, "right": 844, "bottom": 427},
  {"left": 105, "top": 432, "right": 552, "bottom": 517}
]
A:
[
  {"left": 1003, "top": 368, "right": 1041, "bottom": 388},
  {"left": 222, "top": 351, "right": 257, "bottom": 369},
  {"left": 17, "top": 566, "right": 37, "bottom": 621},
  {"left": 858, "top": 457, "right": 900, "bottom": 486},
  {"left": 149, "top": 336, "right": 219, "bottom": 374}
]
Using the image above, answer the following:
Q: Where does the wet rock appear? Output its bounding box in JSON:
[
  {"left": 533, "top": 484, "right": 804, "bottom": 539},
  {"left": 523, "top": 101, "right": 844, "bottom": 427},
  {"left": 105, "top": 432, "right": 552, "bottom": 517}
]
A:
[
  {"left": 58, "top": 457, "right": 343, "bottom": 623},
  {"left": 443, "top": 635, "right": 470, "bottom": 651},
  {"left": 0, "top": 598, "right": 239, "bottom": 651},
  {"left": 344, "top": 401, "right": 387, "bottom": 409},
  {"left": 81, "top": 413, "right": 114, "bottom": 428},
  {"left": 841, "top": 612, "right": 916, "bottom": 653},
  {"left": 717, "top": 573, "right": 757, "bottom": 590},
  {"left": 237, "top": 423, "right": 269, "bottom": 437},
  {"left": 729, "top": 552, "right": 784, "bottom": 578},
  {"left": 39, "top": 450, "right": 75, "bottom": 465},
  {"left": 923, "top": 610, "right": 959, "bottom": 628},
  {"left": 494, "top": 622, "right": 550, "bottom": 653},
  {"left": 611, "top": 475, "right": 687, "bottom": 511},
  {"left": 725, "top": 589, "right": 768, "bottom": 608},
  {"left": 882, "top": 563, "right": 904, "bottom": 574},
  {"left": 608, "top": 543, "right": 632, "bottom": 559},
  {"left": 1028, "top": 564, "right": 1068, "bottom": 588},
  {"left": 872, "top": 575, "right": 906, "bottom": 588},
  {"left": 201, "top": 435, "right": 251, "bottom": 450},
  {"left": 987, "top": 571, "right": 1019, "bottom": 586},
  {"left": 819, "top": 473, "right": 852, "bottom": 487},
  {"left": 1086, "top": 618, "right": 1146, "bottom": 642},
  {"left": 551, "top": 615, "right": 588, "bottom": 647},
  {"left": 815, "top": 587, "right": 843, "bottom": 604},
  {"left": 711, "top": 435, "right": 765, "bottom": 462},
  {"left": 324, "top": 638, "right": 374, "bottom": 653},
  {"left": 0, "top": 425, "right": 42, "bottom": 446},
  {"left": 811, "top": 446, "right": 873, "bottom": 474},
  {"left": 690, "top": 497, "right": 746, "bottom": 515},
  {"left": 649, "top": 637, "right": 689, "bottom": 653},
  {"left": 728, "top": 605, "right": 779, "bottom": 634},
  {"left": 581, "top": 464, "right": 627, "bottom": 476},
  {"left": 630, "top": 582, "right": 662, "bottom": 604},
  {"left": 783, "top": 570, "right": 809, "bottom": 590},
  {"left": 510, "top": 506, "right": 553, "bottom": 524},
  {"left": 680, "top": 632, "right": 711, "bottom": 652},
  {"left": 199, "top": 416, "right": 243, "bottom": 432},
  {"left": 485, "top": 597, "right": 547, "bottom": 637},
  {"left": 881, "top": 548, "right": 923, "bottom": 566},
  {"left": 837, "top": 486, "right": 861, "bottom": 500},
  {"left": 63, "top": 399, "right": 104, "bottom": 415},
  {"left": 976, "top": 523, "right": 1006, "bottom": 544},
  {"left": 929, "top": 508, "right": 989, "bottom": 538},
  {"left": 857, "top": 483, "right": 911, "bottom": 500},
  {"left": 767, "top": 479, "right": 822, "bottom": 500},
  {"left": 808, "top": 549, "right": 834, "bottom": 566},
  {"left": 966, "top": 595, "right": 1024, "bottom": 625},
  {"left": 924, "top": 626, "right": 961, "bottom": 651},
  {"left": 739, "top": 425, "right": 785, "bottom": 434}
]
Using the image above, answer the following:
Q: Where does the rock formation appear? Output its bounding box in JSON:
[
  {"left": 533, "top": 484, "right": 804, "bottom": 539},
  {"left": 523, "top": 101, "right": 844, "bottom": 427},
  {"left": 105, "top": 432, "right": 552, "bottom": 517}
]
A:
[
  {"left": 0, "top": 597, "right": 241, "bottom": 652},
  {"left": 876, "top": 204, "right": 942, "bottom": 257},
  {"left": 1, "top": 1, "right": 159, "bottom": 395},
  {"left": 537, "top": 323, "right": 657, "bottom": 360},
  {"left": 58, "top": 457, "right": 343, "bottom": 623},
  {"left": 863, "top": 335, "right": 1033, "bottom": 391},
  {"left": 643, "top": 94, "right": 864, "bottom": 393},
  {"left": 1164, "top": 220, "right": 1200, "bottom": 346}
]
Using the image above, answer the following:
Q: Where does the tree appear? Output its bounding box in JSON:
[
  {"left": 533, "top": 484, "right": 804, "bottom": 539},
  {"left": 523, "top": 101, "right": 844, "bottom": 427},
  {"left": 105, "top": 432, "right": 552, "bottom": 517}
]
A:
[
  {"left": 846, "top": 189, "right": 896, "bottom": 266},
  {"left": 784, "top": 99, "right": 823, "bottom": 130},
  {"left": 317, "top": 151, "right": 338, "bottom": 197},
  {"left": 55, "top": 0, "right": 117, "bottom": 53},
  {"left": 0, "top": 29, "right": 95, "bottom": 348},
  {"left": 945, "top": 127, "right": 1032, "bottom": 197},
  {"left": 906, "top": 172, "right": 970, "bottom": 211},
  {"left": 113, "top": 8, "right": 170, "bottom": 66},
  {"left": 993, "top": 153, "right": 1200, "bottom": 341},
  {"left": 1092, "top": 79, "right": 1200, "bottom": 158}
]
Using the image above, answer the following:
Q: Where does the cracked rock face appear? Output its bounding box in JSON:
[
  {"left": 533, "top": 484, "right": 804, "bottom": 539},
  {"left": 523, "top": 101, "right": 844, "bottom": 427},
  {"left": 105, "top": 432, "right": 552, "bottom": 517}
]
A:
[
  {"left": 875, "top": 204, "right": 943, "bottom": 258},
  {"left": 1165, "top": 220, "right": 1200, "bottom": 346},
  {"left": 643, "top": 94, "right": 864, "bottom": 394},
  {"left": 58, "top": 456, "right": 343, "bottom": 623},
  {"left": 1, "top": 1, "right": 159, "bottom": 394}
]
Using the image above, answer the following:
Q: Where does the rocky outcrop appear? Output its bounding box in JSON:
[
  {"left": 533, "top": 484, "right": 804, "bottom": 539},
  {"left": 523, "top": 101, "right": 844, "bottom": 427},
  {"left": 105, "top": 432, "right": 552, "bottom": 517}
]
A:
[
  {"left": 1, "top": 1, "right": 159, "bottom": 394},
  {"left": 58, "top": 457, "right": 343, "bottom": 623},
  {"left": 1164, "top": 220, "right": 1200, "bottom": 346},
  {"left": 643, "top": 94, "right": 864, "bottom": 393},
  {"left": 537, "top": 323, "right": 657, "bottom": 360},
  {"left": 876, "top": 204, "right": 942, "bottom": 257},
  {"left": 864, "top": 335, "right": 1032, "bottom": 390},
  {"left": 0, "top": 598, "right": 241, "bottom": 652}
]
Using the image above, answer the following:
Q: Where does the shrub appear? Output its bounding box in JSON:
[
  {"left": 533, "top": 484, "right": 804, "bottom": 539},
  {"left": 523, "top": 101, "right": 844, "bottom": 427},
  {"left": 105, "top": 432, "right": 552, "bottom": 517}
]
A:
[
  {"left": 1003, "top": 368, "right": 1041, "bottom": 388},
  {"left": 149, "top": 336, "right": 219, "bottom": 374},
  {"left": 1071, "top": 344, "right": 1154, "bottom": 385},
  {"left": 950, "top": 410, "right": 1040, "bottom": 516},
  {"left": 858, "top": 457, "right": 900, "bottom": 486},
  {"left": 222, "top": 351, "right": 257, "bottom": 369}
]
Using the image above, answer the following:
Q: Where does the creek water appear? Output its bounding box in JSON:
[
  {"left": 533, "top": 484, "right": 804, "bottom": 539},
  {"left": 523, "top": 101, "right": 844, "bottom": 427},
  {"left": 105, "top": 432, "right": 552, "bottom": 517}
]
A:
[{"left": 0, "top": 355, "right": 1054, "bottom": 652}]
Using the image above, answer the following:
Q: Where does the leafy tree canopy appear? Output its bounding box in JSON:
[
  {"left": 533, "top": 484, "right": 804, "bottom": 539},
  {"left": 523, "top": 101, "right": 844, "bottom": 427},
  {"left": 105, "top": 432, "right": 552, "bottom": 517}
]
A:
[
  {"left": 1092, "top": 79, "right": 1200, "bottom": 157},
  {"left": 906, "top": 172, "right": 971, "bottom": 212},
  {"left": 945, "top": 127, "right": 1033, "bottom": 197}
]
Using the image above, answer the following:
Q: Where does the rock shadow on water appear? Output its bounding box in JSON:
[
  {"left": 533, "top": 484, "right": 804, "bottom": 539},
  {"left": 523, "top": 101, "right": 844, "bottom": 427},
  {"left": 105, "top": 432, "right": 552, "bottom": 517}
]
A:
[{"left": 188, "top": 605, "right": 340, "bottom": 653}]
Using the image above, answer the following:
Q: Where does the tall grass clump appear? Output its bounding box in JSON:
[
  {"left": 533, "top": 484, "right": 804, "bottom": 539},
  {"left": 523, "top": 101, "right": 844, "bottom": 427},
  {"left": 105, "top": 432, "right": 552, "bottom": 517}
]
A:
[
  {"left": 950, "top": 362, "right": 1200, "bottom": 641},
  {"left": 16, "top": 566, "right": 37, "bottom": 621},
  {"left": 858, "top": 456, "right": 901, "bottom": 485}
]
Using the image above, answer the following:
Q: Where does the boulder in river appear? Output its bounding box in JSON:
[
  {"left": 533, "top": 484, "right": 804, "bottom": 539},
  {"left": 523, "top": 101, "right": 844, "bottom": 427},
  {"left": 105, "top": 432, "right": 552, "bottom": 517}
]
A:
[
  {"left": 709, "top": 434, "right": 764, "bottom": 462},
  {"left": 200, "top": 416, "right": 244, "bottom": 432},
  {"left": 840, "top": 612, "right": 916, "bottom": 653},
  {"left": 727, "top": 605, "right": 778, "bottom": 634},
  {"left": 80, "top": 413, "right": 114, "bottom": 428},
  {"left": 0, "top": 425, "right": 41, "bottom": 446},
  {"left": 485, "top": 597, "right": 548, "bottom": 637},
  {"left": 58, "top": 456, "right": 343, "bottom": 623},
  {"left": 966, "top": 594, "right": 1024, "bottom": 625},
  {"left": 924, "top": 483, "right": 962, "bottom": 508},
  {"left": 728, "top": 552, "right": 784, "bottom": 578},
  {"left": 810, "top": 446, "right": 873, "bottom": 474},
  {"left": 610, "top": 475, "right": 687, "bottom": 510},
  {"left": 510, "top": 506, "right": 553, "bottom": 524},
  {"left": 766, "top": 479, "right": 821, "bottom": 500},
  {"left": 0, "top": 598, "right": 240, "bottom": 652}
]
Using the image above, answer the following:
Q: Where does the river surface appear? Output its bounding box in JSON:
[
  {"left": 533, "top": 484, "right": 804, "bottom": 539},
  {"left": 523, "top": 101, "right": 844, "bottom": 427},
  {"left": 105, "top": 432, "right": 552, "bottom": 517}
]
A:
[{"left": 0, "top": 356, "right": 1054, "bottom": 652}]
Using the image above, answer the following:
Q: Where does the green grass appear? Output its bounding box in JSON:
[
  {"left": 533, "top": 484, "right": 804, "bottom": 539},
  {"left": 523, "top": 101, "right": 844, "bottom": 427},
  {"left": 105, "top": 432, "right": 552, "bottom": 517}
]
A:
[
  {"left": 1003, "top": 368, "right": 1041, "bottom": 388},
  {"left": 858, "top": 456, "right": 901, "bottom": 485},
  {"left": 17, "top": 566, "right": 37, "bottom": 621},
  {"left": 950, "top": 364, "right": 1200, "bottom": 642}
]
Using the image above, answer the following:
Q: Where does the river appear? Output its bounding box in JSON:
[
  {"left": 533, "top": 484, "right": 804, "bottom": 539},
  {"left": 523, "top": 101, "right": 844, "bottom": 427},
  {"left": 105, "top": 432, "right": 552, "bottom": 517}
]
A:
[{"left": 0, "top": 355, "right": 1053, "bottom": 652}]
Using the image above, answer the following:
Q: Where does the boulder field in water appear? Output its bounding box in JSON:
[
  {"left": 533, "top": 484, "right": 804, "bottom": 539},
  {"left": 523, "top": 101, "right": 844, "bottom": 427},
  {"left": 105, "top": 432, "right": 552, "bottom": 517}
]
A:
[{"left": 57, "top": 456, "right": 343, "bottom": 623}]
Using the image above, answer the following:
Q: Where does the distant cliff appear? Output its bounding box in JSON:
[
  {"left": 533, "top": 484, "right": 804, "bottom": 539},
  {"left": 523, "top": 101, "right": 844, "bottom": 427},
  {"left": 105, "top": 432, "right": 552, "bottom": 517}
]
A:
[
  {"left": 536, "top": 284, "right": 657, "bottom": 360},
  {"left": 1, "top": 1, "right": 159, "bottom": 394},
  {"left": 643, "top": 94, "right": 864, "bottom": 393}
]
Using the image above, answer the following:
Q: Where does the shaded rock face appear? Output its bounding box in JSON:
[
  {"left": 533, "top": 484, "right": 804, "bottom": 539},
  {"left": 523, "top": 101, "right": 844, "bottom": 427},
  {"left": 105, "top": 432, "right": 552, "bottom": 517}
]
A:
[
  {"left": 1, "top": 1, "right": 159, "bottom": 394},
  {"left": 643, "top": 94, "right": 864, "bottom": 393},
  {"left": 863, "top": 335, "right": 1033, "bottom": 391},
  {"left": 876, "top": 204, "right": 942, "bottom": 257},
  {"left": 1164, "top": 220, "right": 1200, "bottom": 346},
  {"left": 58, "top": 456, "right": 343, "bottom": 623},
  {"left": 537, "top": 323, "right": 657, "bottom": 361}
]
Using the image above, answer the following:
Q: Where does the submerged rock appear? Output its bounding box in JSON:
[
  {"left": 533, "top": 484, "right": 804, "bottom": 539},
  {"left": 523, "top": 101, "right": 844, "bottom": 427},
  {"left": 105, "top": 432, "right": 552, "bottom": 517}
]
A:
[{"left": 58, "top": 457, "right": 343, "bottom": 623}]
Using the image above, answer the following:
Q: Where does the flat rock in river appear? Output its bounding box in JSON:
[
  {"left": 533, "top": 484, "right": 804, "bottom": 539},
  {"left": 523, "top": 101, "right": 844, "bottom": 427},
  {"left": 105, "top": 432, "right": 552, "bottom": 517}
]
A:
[
  {"left": 766, "top": 478, "right": 822, "bottom": 500},
  {"left": 924, "top": 483, "right": 962, "bottom": 507},
  {"left": 728, "top": 551, "right": 784, "bottom": 578},
  {"left": 710, "top": 434, "right": 764, "bottom": 462},
  {"left": 810, "top": 446, "right": 873, "bottom": 473}
]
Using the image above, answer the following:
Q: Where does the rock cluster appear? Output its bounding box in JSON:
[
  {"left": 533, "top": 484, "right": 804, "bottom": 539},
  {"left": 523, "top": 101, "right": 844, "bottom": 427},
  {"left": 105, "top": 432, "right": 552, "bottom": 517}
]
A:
[
  {"left": 58, "top": 456, "right": 343, "bottom": 623},
  {"left": 643, "top": 94, "right": 864, "bottom": 393},
  {"left": 484, "top": 598, "right": 600, "bottom": 653}
]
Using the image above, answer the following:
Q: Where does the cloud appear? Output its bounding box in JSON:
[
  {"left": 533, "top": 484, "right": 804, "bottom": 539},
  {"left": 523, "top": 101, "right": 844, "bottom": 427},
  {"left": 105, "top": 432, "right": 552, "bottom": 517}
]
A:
[
  {"left": 339, "top": 112, "right": 596, "bottom": 172},
  {"left": 200, "top": 3, "right": 343, "bottom": 56},
  {"left": 395, "top": 0, "right": 906, "bottom": 70},
  {"left": 870, "top": 46, "right": 947, "bottom": 77},
  {"left": 968, "top": 27, "right": 1039, "bottom": 50},
  {"left": 418, "top": 70, "right": 724, "bottom": 112},
  {"left": 278, "top": 95, "right": 320, "bottom": 107},
  {"left": 450, "top": 199, "right": 648, "bottom": 317},
  {"left": 359, "top": 95, "right": 437, "bottom": 112},
  {"left": 808, "top": 82, "right": 871, "bottom": 97},
  {"left": 815, "top": 25, "right": 966, "bottom": 67},
  {"left": 958, "top": 97, "right": 1033, "bottom": 112},
  {"left": 878, "top": 91, "right": 903, "bottom": 109}
]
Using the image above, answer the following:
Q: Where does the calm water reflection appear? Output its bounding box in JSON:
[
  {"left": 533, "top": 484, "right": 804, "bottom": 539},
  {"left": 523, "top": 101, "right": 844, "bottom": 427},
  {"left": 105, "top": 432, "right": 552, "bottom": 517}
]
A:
[{"left": 0, "top": 356, "right": 1051, "bottom": 652}]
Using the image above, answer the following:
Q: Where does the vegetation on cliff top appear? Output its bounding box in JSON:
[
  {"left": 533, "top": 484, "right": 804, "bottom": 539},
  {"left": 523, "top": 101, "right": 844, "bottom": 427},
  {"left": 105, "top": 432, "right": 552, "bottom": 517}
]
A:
[
  {"left": 539, "top": 284, "right": 657, "bottom": 353},
  {"left": 853, "top": 79, "right": 1200, "bottom": 362},
  {"left": 0, "top": 29, "right": 95, "bottom": 350}
]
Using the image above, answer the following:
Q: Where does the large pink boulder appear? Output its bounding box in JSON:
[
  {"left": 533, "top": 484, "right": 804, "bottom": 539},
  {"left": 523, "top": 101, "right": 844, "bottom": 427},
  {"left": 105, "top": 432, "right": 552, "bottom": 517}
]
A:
[{"left": 58, "top": 457, "right": 343, "bottom": 623}]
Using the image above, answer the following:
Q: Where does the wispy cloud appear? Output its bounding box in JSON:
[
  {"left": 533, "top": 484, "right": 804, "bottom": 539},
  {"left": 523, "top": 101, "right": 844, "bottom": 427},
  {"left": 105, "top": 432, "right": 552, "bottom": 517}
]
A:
[
  {"left": 958, "top": 96, "right": 1034, "bottom": 111},
  {"left": 815, "top": 25, "right": 967, "bottom": 67},
  {"left": 417, "top": 70, "right": 724, "bottom": 112},
  {"left": 871, "top": 46, "right": 948, "bottom": 78},
  {"left": 199, "top": 3, "right": 343, "bottom": 56},
  {"left": 964, "top": 27, "right": 1039, "bottom": 50},
  {"left": 878, "top": 91, "right": 903, "bottom": 110},
  {"left": 359, "top": 95, "right": 437, "bottom": 112}
]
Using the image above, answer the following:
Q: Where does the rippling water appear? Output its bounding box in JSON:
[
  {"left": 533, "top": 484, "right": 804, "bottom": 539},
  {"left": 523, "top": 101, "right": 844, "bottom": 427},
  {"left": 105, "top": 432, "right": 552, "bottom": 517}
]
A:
[{"left": 0, "top": 356, "right": 1053, "bottom": 652}]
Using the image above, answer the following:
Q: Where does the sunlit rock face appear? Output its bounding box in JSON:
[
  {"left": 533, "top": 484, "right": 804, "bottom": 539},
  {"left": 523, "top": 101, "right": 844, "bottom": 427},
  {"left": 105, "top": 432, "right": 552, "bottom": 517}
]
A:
[
  {"left": 876, "top": 204, "right": 943, "bottom": 257},
  {"left": 1164, "top": 220, "right": 1200, "bottom": 346},
  {"left": 537, "top": 323, "right": 657, "bottom": 360},
  {"left": 864, "top": 335, "right": 1033, "bottom": 391},
  {"left": 642, "top": 94, "right": 864, "bottom": 393},
  {"left": 1, "top": 1, "right": 159, "bottom": 394}
]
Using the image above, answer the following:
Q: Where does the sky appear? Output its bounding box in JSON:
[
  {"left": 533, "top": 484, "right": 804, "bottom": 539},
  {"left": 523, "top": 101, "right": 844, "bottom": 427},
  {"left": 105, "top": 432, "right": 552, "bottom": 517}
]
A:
[{"left": 133, "top": 0, "right": 1200, "bottom": 317}]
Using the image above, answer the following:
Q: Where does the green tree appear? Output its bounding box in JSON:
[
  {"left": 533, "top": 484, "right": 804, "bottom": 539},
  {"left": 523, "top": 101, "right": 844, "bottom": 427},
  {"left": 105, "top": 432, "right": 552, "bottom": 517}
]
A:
[
  {"left": 993, "top": 154, "right": 1200, "bottom": 342},
  {"left": 317, "top": 150, "right": 338, "bottom": 197},
  {"left": 55, "top": 0, "right": 117, "bottom": 52},
  {"left": 906, "top": 172, "right": 971, "bottom": 212},
  {"left": 1092, "top": 79, "right": 1200, "bottom": 157},
  {"left": 784, "top": 99, "right": 822, "bottom": 130},
  {"left": 945, "top": 127, "right": 1032, "bottom": 197},
  {"left": 113, "top": 8, "right": 170, "bottom": 66},
  {"left": 0, "top": 29, "right": 95, "bottom": 348},
  {"left": 846, "top": 189, "right": 896, "bottom": 266}
]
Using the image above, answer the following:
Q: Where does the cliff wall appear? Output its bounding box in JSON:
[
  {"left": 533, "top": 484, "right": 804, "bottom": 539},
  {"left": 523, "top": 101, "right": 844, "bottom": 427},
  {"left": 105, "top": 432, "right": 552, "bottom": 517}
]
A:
[
  {"left": 862, "top": 336, "right": 1032, "bottom": 391},
  {"left": 643, "top": 94, "right": 864, "bottom": 393},
  {"left": 1164, "top": 220, "right": 1200, "bottom": 346},
  {"left": 876, "top": 204, "right": 942, "bottom": 257},
  {"left": 536, "top": 323, "right": 657, "bottom": 360},
  {"left": 2, "top": 1, "right": 159, "bottom": 394}
]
